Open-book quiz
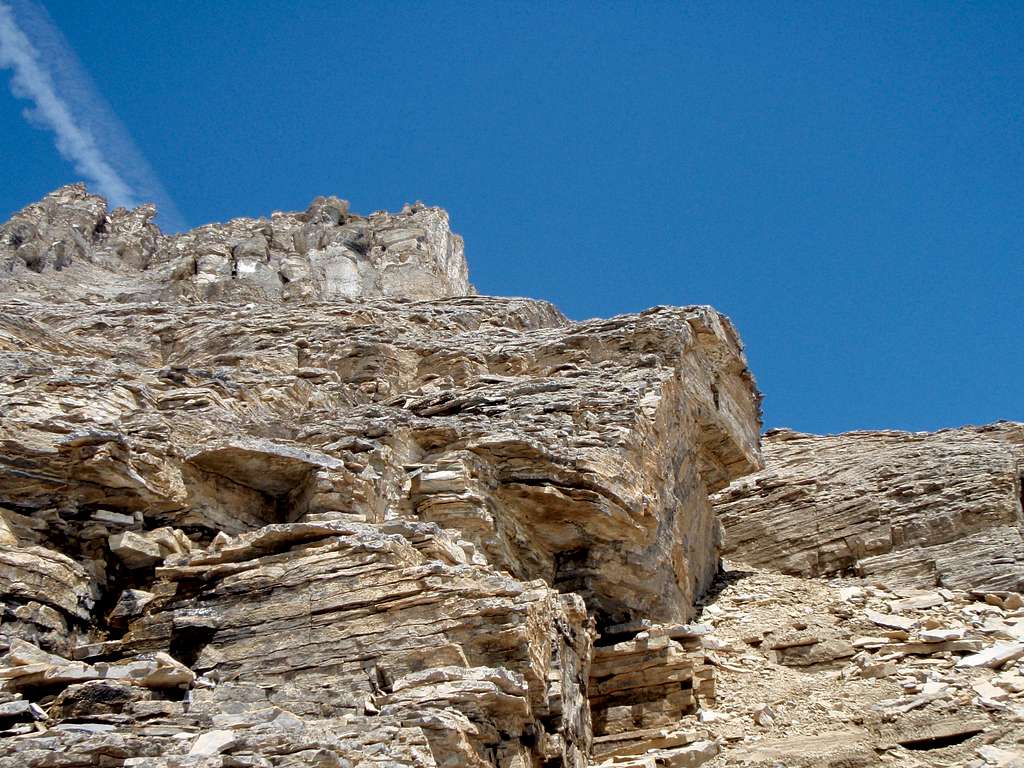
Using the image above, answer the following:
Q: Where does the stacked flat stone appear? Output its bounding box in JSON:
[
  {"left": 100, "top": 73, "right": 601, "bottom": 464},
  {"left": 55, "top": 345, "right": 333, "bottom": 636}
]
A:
[{"left": 588, "top": 622, "right": 713, "bottom": 762}]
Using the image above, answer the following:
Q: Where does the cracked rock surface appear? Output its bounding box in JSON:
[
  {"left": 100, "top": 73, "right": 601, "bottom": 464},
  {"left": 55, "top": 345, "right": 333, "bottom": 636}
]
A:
[{"left": 0, "top": 188, "right": 761, "bottom": 766}]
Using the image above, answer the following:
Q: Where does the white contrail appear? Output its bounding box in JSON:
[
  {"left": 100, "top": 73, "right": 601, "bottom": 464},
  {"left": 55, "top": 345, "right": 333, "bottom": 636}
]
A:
[
  {"left": 0, "top": 2, "right": 135, "bottom": 205},
  {"left": 0, "top": 0, "right": 185, "bottom": 230}
]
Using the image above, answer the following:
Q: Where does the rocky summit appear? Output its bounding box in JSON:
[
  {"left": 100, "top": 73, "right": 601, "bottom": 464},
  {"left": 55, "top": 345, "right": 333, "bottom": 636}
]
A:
[{"left": 0, "top": 186, "right": 1022, "bottom": 768}]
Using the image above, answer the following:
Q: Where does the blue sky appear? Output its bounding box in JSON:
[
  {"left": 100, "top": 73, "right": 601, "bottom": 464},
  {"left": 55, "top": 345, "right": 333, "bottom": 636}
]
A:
[{"left": 2, "top": 1, "right": 1021, "bottom": 434}]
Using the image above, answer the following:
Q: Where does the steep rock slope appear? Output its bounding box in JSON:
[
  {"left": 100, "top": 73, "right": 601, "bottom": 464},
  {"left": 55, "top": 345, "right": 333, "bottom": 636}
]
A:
[
  {"left": 714, "top": 425, "right": 1024, "bottom": 591},
  {"left": 0, "top": 188, "right": 762, "bottom": 767}
]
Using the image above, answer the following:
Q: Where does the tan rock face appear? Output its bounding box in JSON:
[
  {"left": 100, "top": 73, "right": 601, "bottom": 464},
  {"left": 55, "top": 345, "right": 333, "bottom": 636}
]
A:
[
  {"left": 0, "top": 189, "right": 761, "bottom": 766},
  {"left": 713, "top": 425, "right": 1024, "bottom": 591}
]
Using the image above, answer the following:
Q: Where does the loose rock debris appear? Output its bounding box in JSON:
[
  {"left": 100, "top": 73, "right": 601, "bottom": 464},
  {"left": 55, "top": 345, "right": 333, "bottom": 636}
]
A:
[{"left": 696, "top": 565, "right": 1024, "bottom": 767}]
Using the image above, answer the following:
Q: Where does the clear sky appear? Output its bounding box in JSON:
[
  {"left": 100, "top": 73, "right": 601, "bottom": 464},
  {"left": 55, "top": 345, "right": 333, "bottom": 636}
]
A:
[{"left": 2, "top": 1, "right": 1021, "bottom": 434}]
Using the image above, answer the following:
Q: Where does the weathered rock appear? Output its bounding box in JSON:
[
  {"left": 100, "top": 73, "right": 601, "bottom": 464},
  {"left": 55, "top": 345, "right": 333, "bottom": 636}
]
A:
[
  {"left": 0, "top": 639, "right": 195, "bottom": 692},
  {"left": 693, "top": 564, "right": 1024, "bottom": 767},
  {"left": 108, "top": 531, "right": 163, "bottom": 568},
  {"left": 864, "top": 609, "right": 916, "bottom": 631},
  {"left": 0, "top": 544, "right": 94, "bottom": 620},
  {"left": 0, "top": 294, "right": 759, "bottom": 626},
  {"left": 188, "top": 729, "right": 237, "bottom": 756},
  {"left": 729, "top": 730, "right": 877, "bottom": 767},
  {"left": 1, "top": 185, "right": 471, "bottom": 302},
  {"left": 47, "top": 679, "right": 152, "bottom": 720},
  {"left": 978, "top": 745, "right": 1024, "bottom": 767},
  {"left": 714, "top": 424, "right": 1024, "bottom": 591},
  {"left": 769, "top": 636, "right": 855, "bottom": 667},
  {"left": 957, "top": 642, "right": 1024, "bottom": 670},
  {"left": 0, "top": 187, "right": 762, "bottom": 767},
  {"left": 107, "top": 589, "right": 156, "bottom": 628},
  {"left": 0, "top": 699, "right": 45, "bottom": 724},
  {"left": 593, "top": 739, "right": 718, "bottom": 767},
  {"left": 588, "top": 623, "right": 712, "bottom": 750},
  {"left": 873, "top": 716, "right": 988, "bottom": 749}
]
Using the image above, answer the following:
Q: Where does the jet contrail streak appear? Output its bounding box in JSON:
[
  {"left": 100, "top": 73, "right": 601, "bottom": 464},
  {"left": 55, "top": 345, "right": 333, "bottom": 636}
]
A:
[{"left": 0, "top": 0, "right": 185, "bottom": 230}]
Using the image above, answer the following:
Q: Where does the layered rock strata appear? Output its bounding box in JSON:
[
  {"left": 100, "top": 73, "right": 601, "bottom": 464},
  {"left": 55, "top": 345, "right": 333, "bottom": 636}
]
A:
[
  {"left": 0, "top": 188, "right": 762, "bottom": 767},
  {"left": 589, "top": 622, "right": 714, "bottom": 756},
  {"left": 714, "top": 424, "right": 1024, "bottom": 591}
]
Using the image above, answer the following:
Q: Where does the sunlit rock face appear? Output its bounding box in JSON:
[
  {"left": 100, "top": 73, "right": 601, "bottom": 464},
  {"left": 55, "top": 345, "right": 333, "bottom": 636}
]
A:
[
  {"left": 0, "top": 187, "right": 761, "bottom": 767},
  {"left": 0, "top": 184, "right": 471, "bottom": 302},
  {"left": 714, "top": 424, "right": 1024, "bottom": 592}
]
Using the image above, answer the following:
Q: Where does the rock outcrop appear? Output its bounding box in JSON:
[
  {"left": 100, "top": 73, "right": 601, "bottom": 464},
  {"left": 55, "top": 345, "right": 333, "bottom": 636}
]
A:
[
  {"left": 8, "top": 185, "right": 1021, "bottom": 768},
  {"left": 0, "top": 188, "right": 762, "bottom": 766},
  {"left": 713, "top": 424, "right": 1024, "bottom": 592},
  {"left": 1, "top": 184, "right": 470, "bottom": 302}
]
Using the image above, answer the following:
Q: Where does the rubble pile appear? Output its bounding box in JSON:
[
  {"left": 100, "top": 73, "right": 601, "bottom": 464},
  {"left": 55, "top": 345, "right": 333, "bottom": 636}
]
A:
[{"left": 693, "top": 567, "right": 1024, "bottom": 767}]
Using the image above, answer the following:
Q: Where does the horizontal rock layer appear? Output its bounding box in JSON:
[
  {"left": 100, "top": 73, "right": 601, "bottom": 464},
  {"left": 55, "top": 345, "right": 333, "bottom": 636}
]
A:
[
  {"left": 714, "top": 424, "right": 1024, "bottom": 591},
  {"left": 0, "top": 295, "right": 759, "bottom": 626}
]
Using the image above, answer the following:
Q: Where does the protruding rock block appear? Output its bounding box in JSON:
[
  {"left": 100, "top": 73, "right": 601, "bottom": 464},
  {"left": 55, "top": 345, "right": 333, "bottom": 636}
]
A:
[
  {"left": 0, "top": 187, "right": 763, "bottom": 767},
  {"left": 108, "top": 531, "right": 163, "bottom": 569}
]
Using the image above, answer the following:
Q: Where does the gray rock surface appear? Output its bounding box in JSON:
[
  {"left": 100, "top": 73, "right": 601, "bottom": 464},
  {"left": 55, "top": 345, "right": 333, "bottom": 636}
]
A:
[{"left": 1, "top": 184, "right": 471, "bottom": 302}]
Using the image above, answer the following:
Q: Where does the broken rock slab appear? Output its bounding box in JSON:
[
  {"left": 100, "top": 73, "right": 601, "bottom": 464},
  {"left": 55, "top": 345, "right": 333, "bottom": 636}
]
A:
[
  {"left": 726, "top": 730, "right": 877, "bottom": 767},
  {"left": 0, "top": 639, "right": 195, "bottom": 692},
  {"left": 957, "top": 642, "right": 1024, "bottom": 670},
  {"left": 873, "top": 715, "right": 988, "bottom": 749}
]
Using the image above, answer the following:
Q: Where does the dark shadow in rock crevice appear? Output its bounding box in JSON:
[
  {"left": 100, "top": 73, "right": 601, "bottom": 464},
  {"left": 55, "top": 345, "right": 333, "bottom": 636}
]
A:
[{"left": 697, "top": 564, "right": 756, "bottom": 609}]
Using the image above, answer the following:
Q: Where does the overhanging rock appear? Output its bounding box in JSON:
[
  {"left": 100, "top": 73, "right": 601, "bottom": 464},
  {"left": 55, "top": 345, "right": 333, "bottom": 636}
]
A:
[{"left": 0, "top": 187, "right": 763, "bottom": 768}]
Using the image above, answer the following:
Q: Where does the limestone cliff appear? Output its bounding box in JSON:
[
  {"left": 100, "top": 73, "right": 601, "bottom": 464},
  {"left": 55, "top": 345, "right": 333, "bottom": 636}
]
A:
[{"left": 0, "top": 188, "right": 761, "bottom": 766}]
